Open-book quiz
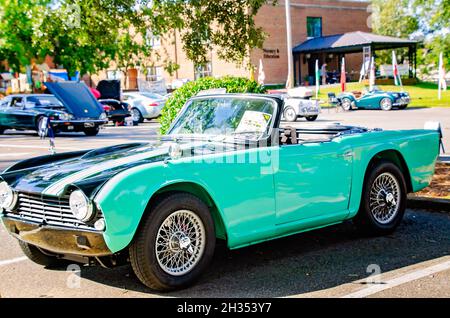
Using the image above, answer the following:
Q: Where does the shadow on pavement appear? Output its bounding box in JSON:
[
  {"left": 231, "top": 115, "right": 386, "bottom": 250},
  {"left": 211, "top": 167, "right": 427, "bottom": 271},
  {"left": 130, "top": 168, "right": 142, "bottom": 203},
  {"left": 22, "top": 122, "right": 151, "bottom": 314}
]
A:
[{"left": 69, "top": 210, "right": 450, "bottom": 297}]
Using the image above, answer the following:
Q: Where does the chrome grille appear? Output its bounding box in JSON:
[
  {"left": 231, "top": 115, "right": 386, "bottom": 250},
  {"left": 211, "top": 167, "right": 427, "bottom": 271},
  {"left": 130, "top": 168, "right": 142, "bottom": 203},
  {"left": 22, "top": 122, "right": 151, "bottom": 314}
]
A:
[{"left": 9, "top": 192, "right": 101, "bottom": 231}]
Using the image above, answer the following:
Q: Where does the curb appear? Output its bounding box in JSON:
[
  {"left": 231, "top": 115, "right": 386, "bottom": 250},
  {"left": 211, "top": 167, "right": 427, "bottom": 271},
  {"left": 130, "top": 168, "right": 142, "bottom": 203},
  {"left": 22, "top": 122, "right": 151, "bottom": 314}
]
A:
[{"left": 407, "top": 196, "right": 450, "bottom": 212}]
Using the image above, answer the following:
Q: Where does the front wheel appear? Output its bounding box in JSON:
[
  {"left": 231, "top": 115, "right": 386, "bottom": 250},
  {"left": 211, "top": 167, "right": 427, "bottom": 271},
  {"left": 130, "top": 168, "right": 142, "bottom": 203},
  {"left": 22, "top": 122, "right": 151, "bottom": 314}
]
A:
[
  {"left": 84, "top": 127, "right": 100, "bottom": 136},
  {"left": 129, "top": 193, "right": 216, "bottom": 291},
  {"left": 305, "top": 115, "right": 318, "bottom": 121},
  {"left": 283, "top": 107, "right": 297, "bottom": 122},
  {"left": 18, "top": 241, "right": 61, "bottom": 267},
  {"left": 354, "top": 161, "right": 407, "bottom": 235},
  {"left": 380, "top": 98, "right": 393, "bottom": 111}
]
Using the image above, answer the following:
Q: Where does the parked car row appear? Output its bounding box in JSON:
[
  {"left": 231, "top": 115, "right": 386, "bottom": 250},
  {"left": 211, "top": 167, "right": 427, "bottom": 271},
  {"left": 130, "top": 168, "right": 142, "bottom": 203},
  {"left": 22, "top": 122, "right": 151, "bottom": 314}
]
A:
[{"left": 0, "top": 80, "right": 167, "bottom": 136}]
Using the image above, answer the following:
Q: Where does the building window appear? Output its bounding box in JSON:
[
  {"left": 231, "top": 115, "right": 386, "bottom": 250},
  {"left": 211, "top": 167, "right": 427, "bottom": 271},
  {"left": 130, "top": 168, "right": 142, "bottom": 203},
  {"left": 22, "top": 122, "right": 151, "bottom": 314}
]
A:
[
  {"left": 194, "top": 62, "right": 212, "bottom": 80},
  {"left": 145, "top": 30, "right": 161, "bottom": 48},
  {"left": 107, "top": 70, "right": 123, "bottom": 80},
  {"left": 307, "top": 17, "right": 322, "bottom": 38},
  {"left": 146, "top": 66, "right": 163, "bottom": 82}
]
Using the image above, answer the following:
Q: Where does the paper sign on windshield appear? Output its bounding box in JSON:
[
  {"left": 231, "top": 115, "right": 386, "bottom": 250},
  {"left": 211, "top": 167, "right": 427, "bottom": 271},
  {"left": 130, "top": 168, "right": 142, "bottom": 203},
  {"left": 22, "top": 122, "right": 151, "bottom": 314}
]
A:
[{"left": 235, "top": 111, "right": 272, "bottom": 134}]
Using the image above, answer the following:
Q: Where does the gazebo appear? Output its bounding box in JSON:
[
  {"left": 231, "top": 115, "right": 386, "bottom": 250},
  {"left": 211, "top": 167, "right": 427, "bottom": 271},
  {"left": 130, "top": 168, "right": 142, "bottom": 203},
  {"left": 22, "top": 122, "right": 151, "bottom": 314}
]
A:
[{"left": 292, "top": 31, "right": 418, "bottom": 86}]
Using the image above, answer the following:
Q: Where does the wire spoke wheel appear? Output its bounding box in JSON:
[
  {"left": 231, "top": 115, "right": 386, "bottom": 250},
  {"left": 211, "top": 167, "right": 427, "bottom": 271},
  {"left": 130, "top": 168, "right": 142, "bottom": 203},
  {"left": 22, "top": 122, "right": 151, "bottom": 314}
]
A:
[
  {"left": 369, "top": 172, "right": 401, "bottom": 224},
  {"left": 284, "top": 107, "right": 297, "bottom": 122},
  {"left": 155, "top": 210, "right": 206, "bottom": 276},
  {"left": 380, "top": 98, "right": 392, "bottom": 110}
]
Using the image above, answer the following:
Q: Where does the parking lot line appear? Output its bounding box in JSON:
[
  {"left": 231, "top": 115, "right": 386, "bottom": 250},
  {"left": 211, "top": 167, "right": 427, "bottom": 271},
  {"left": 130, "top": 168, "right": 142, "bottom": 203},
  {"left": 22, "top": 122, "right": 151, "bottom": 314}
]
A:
[
  {"left": 0, "top": 153, "right": 31, "bottom": 157},
  {"left": 342, "top": 257, "right": 450, "bottom": 298},
  {"left": 0, "top": 256, "right": 27, "bottom": 267}
]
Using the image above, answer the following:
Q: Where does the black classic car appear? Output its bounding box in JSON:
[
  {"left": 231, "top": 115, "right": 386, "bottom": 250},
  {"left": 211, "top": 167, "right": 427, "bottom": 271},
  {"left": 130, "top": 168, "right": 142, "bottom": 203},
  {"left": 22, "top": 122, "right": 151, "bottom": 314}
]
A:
[
  {"left": 0, "top": 82, "right": 108, "bottom": 136},
  {"left": 97, "top": 80, "right": 137, "bottom": 126}
]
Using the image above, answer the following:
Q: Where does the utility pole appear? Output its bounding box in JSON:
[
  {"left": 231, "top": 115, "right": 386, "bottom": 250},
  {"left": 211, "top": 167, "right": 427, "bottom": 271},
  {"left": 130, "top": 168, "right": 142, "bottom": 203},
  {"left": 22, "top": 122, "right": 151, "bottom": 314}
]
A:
[{"left": 285, "top": 0, "right": 294, "bottom": 88}]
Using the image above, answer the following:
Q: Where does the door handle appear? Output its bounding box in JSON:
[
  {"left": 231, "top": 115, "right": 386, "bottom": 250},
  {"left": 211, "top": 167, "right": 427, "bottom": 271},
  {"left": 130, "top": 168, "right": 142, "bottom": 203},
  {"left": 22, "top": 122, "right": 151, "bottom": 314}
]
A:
[{"left": 341, "top": 150, "right": 353, "bottom": 158}]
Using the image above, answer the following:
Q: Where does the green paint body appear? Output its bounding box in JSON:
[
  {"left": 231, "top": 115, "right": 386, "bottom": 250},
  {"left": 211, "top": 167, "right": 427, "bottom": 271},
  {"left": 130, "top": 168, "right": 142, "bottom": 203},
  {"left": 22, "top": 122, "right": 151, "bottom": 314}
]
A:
[{"left": 95, "top": 129, "right": 439, "bottom": 253}]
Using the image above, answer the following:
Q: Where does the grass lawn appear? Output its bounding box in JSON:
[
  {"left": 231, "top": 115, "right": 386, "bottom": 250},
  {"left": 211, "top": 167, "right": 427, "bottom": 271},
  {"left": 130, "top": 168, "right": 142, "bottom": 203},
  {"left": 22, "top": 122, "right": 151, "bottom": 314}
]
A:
[{"left": 317, "top": 82, "right": 450, "bottom": 108}]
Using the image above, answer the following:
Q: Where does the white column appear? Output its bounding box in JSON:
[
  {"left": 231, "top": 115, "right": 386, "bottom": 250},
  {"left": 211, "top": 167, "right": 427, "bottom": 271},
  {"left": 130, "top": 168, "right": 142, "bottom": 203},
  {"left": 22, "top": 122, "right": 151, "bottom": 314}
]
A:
[{"left": 285, "top": 0, "right": 294, "bottom": 88}]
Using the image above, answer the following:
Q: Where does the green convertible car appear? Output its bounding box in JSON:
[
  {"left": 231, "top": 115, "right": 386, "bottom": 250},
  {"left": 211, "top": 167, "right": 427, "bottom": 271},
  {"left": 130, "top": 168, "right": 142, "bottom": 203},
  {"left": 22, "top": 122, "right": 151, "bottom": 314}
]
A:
[
  {"left": 337, "top": 86, "right": 411, "bottom": 111},
  {"left": 0, "top": 94, "right": 441, "bottom": 291}
]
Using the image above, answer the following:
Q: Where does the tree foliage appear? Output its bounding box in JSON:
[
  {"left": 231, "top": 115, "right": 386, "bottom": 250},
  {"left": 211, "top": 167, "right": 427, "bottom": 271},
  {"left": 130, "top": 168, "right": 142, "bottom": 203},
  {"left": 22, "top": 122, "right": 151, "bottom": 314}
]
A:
[
  {"left": 0, "top": 0, "right": 276, "bottom": 76},
  {"left": 372, "top": 0, "right": 449, "bottom": 72}
]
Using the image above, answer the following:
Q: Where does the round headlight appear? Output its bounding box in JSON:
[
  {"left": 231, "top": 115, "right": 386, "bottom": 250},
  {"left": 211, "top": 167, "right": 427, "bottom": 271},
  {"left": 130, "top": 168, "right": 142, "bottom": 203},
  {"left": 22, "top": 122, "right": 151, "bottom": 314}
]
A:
[
  {"left": 69, "top": 190, "right": 94, "bottom": 222},
  {"left": 100, "top": 112, "right": 107, "bottom": 120},
  {"left": 0, "top": 181, "right": 16, "bottom": 211}
]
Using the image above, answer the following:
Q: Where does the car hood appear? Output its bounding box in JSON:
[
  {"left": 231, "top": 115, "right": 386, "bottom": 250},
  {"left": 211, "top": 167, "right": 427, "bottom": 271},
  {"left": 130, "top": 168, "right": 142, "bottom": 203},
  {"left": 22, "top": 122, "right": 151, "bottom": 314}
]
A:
[
  {"left": 45, "top": 82, "right": 104, "bottom": 119},
  {"left": 5, "top": 139, "right": 240, "bottom": 196}
]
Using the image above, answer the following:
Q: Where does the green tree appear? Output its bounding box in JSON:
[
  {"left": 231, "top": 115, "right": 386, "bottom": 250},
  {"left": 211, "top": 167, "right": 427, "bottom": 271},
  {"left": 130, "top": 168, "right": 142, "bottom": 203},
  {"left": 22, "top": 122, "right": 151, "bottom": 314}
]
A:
[
  {"left": 371, "top": 0, "right": 419, "bottom": 64},
  {"left": 0, "top": 0, "right": 50, "bottom": 72}
]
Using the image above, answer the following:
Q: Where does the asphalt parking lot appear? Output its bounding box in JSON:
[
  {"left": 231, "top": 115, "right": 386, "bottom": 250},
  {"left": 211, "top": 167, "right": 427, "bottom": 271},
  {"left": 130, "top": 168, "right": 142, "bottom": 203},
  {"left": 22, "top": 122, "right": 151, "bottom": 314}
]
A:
[{"left": 0, "top": 108, "right": 449, "bottom": 298}]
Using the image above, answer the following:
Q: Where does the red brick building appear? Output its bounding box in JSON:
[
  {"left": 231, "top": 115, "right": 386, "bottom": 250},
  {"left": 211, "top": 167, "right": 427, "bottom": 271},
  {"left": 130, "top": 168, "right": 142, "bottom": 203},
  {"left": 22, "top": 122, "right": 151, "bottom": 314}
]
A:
[{"left": 91, "top": 0, "right": 372, "bottom": 89}]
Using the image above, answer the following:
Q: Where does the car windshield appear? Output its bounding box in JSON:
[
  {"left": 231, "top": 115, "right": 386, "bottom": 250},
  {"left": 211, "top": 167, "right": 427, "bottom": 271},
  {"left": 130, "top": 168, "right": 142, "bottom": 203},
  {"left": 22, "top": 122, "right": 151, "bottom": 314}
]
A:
[
  {"left": 168, "top": 96, "right": 276, "bottom": 141},
  {"left": 26, "top": 96, "right": 64, "bottom": 108}
]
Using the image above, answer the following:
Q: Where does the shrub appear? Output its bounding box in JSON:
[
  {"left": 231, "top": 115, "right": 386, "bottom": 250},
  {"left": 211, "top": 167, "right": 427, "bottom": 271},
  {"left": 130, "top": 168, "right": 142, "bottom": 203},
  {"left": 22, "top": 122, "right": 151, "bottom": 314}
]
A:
[{"left": 159, "top": 76, "right": 266, "bottom": 134}]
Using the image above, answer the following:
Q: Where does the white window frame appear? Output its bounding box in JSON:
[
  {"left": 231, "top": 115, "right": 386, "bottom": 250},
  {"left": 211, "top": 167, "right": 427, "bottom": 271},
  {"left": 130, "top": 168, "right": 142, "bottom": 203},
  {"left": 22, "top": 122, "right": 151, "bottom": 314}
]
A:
[{"left": 194, "top": 62, "right": 212, "bottom": 80}]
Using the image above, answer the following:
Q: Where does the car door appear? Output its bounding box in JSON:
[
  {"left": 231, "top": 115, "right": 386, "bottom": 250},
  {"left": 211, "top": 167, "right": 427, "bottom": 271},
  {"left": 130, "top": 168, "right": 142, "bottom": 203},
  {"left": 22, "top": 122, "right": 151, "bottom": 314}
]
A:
[
  {"left": 274, "top": 140, "right": 353, "bottom": 225},
  {"left": 8, "top": 96, "right": 34, "bottom": 129},
  {"left": 0, "top": 97, "right": 12, "bottom": 127},
  {"left": 357, "top": 92, "right": 379, "bottom": 109}
]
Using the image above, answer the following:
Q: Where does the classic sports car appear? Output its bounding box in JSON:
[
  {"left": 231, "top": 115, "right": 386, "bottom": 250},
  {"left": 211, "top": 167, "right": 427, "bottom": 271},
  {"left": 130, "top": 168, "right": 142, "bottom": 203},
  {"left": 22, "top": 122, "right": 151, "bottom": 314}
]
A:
[
  {"left": 337, "top": 86, "right": 410, "bottom": 111},
  {"left": 0, "top": 94, "right": 440, "bottom": 291},
  {"left": 0, "top": 82, "right": 107, "bottom": 136}
]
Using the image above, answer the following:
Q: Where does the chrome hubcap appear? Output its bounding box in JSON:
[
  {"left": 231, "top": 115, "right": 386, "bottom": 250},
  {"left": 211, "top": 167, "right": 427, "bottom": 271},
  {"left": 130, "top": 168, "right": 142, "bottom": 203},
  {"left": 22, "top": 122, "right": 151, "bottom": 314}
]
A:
[
  {"left": 369, "top": 172, "right": 400, "bottom": 224},
  {"left": 155, "top": 210, "right": 205, "bottom": 276},
  {"left": 342, "top": 100, "right": 351, "bottom": 110},
  {"left": 381, "top": 98, "right": 391, "bottom": 110},
  {"left": 285, "top": 108, "right": 296, "bottom": 120}
]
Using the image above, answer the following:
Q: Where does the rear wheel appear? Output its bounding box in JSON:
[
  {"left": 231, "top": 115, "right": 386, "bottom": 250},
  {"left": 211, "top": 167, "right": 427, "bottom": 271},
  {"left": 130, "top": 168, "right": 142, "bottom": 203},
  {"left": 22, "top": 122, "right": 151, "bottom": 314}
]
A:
[
  {"left": 84, "top": 126, "right": 100, "bottom": 136},
  {"left": 129, "top": 193, "right": 215, "bottom": 291},
  {"left": 18, "top": 241, "right": 61, "bottom": 267},
  {"left": 341, "top": 98, "right": 352, "bottom": 111},
  {"left": 380, "top": 98, "right": 393, "bottom": 111},
  {"left": 305, "top": 115, "right": 318, "bottom": 121},
  {"left": 354, "top": 161, "right": 407, "bottom": 235},
  {"left": 131, "top": 108, "right": 144, "bottom": 123},
  {"left": 283, "top": 107, "right": 297, "bottom": 122}
]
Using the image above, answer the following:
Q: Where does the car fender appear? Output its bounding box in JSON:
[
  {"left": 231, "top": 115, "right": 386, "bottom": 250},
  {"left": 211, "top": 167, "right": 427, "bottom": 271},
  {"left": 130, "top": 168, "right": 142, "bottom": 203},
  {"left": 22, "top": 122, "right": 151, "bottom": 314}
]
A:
[
  {"left": 94, "top": 160, "right": 228, "bottom": 253},
  {"left": 346, "top": 130, "right": 439, "bottom": 218}
]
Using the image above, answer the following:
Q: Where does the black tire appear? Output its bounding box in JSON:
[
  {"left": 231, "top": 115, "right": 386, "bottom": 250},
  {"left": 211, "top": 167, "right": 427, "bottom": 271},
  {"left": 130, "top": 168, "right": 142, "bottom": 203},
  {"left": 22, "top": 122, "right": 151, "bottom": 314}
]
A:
[
  {"left": 84, "top": 126, "right": 100, "bottom": 136},
  {"left": 18, "top": 241, "right": 60, "bottom": 267},
  {"left": 132, "top": 108, "right": 144, "bottom": 123},
  {"left": 283, "top": 106, "right": 297, "bottom": 122},
  {"left": 0, "top": 126, "right": 5, "bottom": 134},
  {"left": 305, "top": 115, "right": 318, "bottom": 121},
  {"left": 354, "top": 160, "right": 407, "bottom": 236},
  {"left": 341, "top": 98, "right": 352, "bottom": 111},
  {"left": 129, "top": 193, "right": 216, "bottom": 291}
]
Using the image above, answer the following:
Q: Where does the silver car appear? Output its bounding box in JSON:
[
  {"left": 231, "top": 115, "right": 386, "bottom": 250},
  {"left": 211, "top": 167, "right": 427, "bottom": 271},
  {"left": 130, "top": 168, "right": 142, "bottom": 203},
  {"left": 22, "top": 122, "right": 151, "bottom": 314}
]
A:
[
  {"left": 122, "top": 92, "right": 166, "bottom": 123},
  {"left": 282, "top": 96, "right": 321, "bottom": 122}
]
